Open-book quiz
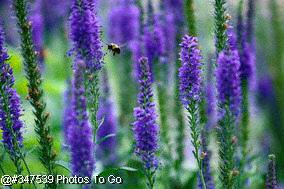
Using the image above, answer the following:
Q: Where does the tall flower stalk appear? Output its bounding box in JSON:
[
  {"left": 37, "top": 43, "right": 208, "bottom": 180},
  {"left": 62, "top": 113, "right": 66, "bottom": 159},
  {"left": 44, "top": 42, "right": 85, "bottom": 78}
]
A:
[
  {"left": 216, "top": 49, "right": 241, "bottom": 189},
  {"left": 69, "top": 60, "right": 94, "bottom": 180},
  {"left": 178, "top": 35, "right": 206, "bottom": 189},
  {"left": 69, "top": 0, "right": 104, "bottom": 142},
  {"left": 133, "top": 57, "right": 159, "bottom": 189},
  {"left": 214, "top": 0, "right": 228, "bottom": 53},
  {"left": 13, "top": 0, "right": 56, "bottom": 186}
]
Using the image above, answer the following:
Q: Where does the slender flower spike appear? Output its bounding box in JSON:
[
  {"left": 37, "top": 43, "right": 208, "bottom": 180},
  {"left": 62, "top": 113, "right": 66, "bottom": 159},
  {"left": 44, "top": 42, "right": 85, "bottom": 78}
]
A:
[
  {"left": 108, "top": 0, "right": 140, "bottom": 44},
  {"left": 0, "top": 26, "right": 23, "bottom": 174},
  {"left": 70, "top": 0, "right": 104, "bottom": 138},
  {"left": 216, "top": 49, "right": 241, "bottom": 189},
  {"left": 178, "top": 35, "right": 202, "bottom": 107},
  {"left": 266, "top": 154, "right": 277, "bottom": 189},
  {"left": 178, "top": 35, "right": 207, "bottom": 189},
  {"left": 13, "top": 0, "right": 56, "bottom": 182},
  {"left": 69, "top": 60, "right": 94, "bottom": 178},
  {"left": 216, "top": 50, "right": 241, "bottom": 118},
  {"left": 133, "top": 57, "right": 159, "bottom": 188},
  {"left": 70, "top": 0, "right": 103, "bottom": 72}
]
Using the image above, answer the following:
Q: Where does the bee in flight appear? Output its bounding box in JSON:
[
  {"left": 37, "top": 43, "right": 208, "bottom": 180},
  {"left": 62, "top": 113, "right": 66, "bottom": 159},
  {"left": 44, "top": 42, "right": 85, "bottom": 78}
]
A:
[
  {"left": 103, "top": 41, "right": 126, "bottom": 56},
  {"left": 107, "top": 43, "right": 121, "bottom": 56}
]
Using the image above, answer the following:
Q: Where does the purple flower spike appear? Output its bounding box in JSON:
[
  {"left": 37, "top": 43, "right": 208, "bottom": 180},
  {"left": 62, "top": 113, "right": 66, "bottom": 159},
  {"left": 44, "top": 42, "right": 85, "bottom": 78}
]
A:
[
  {"left": 178, "top": 35, "right": 202, "bottom": 107},
  {"left": 70, "top": 0, "right": 103, "bottom": 72},
  {"left": 216, "top": 50, "right": 241, "bottom": 118},
  {"left": 0, "top": 26, "right": 23, "bottom": 156},
  {"left": 69, "top": 60, "right": 94, "bottom": 178},
  {"left": 108, "top": 0, "right": 140, "bottom": 44},
  {"left": 133, "top": 57, "right": 159, "bottom": 170}
]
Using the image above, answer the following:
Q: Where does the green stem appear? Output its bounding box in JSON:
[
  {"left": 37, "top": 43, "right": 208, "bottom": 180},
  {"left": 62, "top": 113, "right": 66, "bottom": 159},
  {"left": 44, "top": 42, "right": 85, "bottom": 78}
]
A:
[
  {"left": 85, "top": 71, "right": 100, "bottom": 143},
  {"left": 187, "top": 102, "right": 207, "bottom": 189},
  {"left": 217, "top": 105, "right": 237, "bottom": 189},
  {"left": 184, "top": 0, "right": 197, "bottom": 36},
  {"left": 145, "top": 169, "right": 156, "bottom": 189}
]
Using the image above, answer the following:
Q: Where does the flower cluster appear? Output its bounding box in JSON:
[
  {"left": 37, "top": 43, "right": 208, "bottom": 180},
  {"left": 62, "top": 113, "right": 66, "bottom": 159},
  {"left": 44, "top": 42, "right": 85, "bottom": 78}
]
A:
[
  {"left": 178, "top": 35, "right": 202, "bottom": 107},
  {"left": 69, "top": 60, "right": 94, "bottom": 178},
  {"left": 216, "top": 50, "right": 241, "bottom": 118},
  {"left": 108, "top": 0, "right": 140, "bottom": 44},
  {"left": 0, "top": 26, "right": 23, "bottom": 157},
  {"left": 133, "top": 57, "right": 159, "bottom": 170},
  {"left": 70, "top": 0, "right": 103, "bottom": 72}
]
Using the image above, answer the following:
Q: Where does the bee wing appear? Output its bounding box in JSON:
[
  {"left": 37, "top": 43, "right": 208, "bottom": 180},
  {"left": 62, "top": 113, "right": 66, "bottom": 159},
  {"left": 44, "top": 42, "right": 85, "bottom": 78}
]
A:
[{"left": 120, "top": 43, "right": 128, "bottom": 49}]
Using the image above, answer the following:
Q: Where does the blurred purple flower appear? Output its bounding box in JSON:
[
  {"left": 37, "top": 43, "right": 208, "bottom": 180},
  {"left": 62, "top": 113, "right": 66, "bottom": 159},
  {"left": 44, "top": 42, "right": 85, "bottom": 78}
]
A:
[
  {"left": 133, "top": 57, "right": 159, "bottom": 170},
  {"left": 69, "top": 60, "right": 94, "bottom": 178},
  {"left": 31, "top": 0, "right": 44, "bottom": 70},
  {"left": 97, "top": 70, "right": 117, "bottom": 166},
  {"left": 165, "top": 0, "right": 184, "bottom": 25},
  {"left": 130, "top": 39, "right": 143, "bottom": 79},
  {"left": 178, "top": 35, "right": 202, "bottom": 107},
  {"left": 246, "top": 0, "right": 256, "bottom": 44},
  {"left": 108, "top": 0, "right": 140, "bottom": 44},
  {"left": 216, "top": 50, "right": 241, "bottom": 118},
  {"left": 239, "top": 42, "right": 255, "bottom": 82},
  {"left": 42, "top": 0, "right": 70, "bottom": 31},
  {"left": 236, "top": 10, "right": 255, "bottom": 83},
  {"left": 227, "top": 26, "right": 238, "bottom": 51},
  {"left": 143, "top": 14, "right": 166, "bottom": 67},
  {"left": 257, "top": 75, "right": 274, "bottom": 102},
  {"left": 70, "top": 0, "right": 103, "bottom": 72},
  {"left": 163, "top": 12, "right": 176, "bottom": 61},
  {"left": 62, "top": 79, "right": 73, "bottom": 145},
  {"left": 0, "top": 26, "right": 23, "bottom": 156}
]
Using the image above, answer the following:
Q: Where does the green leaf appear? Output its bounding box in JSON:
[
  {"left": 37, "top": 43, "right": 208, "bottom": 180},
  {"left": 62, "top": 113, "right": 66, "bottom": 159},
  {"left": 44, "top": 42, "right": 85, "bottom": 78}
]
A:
[
  {"left": 55, "top": 160, "right": 72, "bottom": 173},
  {"left": 98, "top": 166, "right": 138, "bottom": 178},
  {"left": 96, "top": 133, "right": 116, "bottom": 145}
]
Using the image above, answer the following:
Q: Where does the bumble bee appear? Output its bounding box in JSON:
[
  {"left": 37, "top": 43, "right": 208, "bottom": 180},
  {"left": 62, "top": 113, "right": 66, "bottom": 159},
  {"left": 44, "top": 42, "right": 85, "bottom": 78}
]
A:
[{"left": 107, "top": 43, "right": 121, "bottom": 56}]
